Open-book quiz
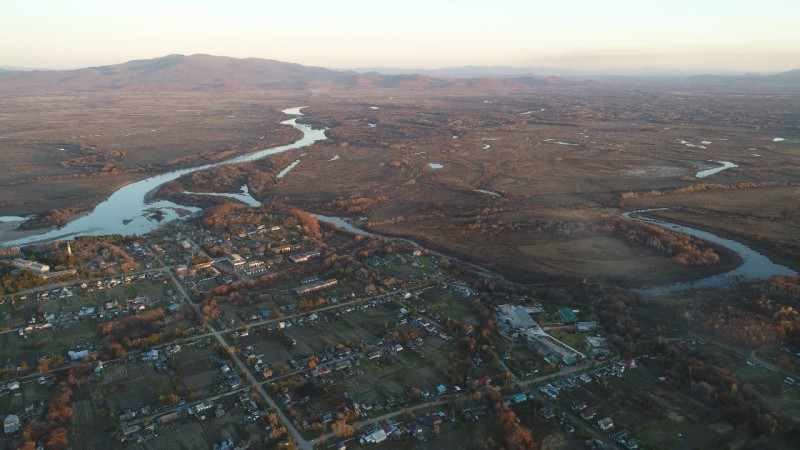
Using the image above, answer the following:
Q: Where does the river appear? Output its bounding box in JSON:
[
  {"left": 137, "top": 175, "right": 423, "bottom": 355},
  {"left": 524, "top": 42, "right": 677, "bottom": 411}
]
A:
[
  {"left": 0, "top": 107, "right": 326, "bottom": 248},
  {"left": 2, "top": 110, "right": 794, "bottom": 296},
  {"left": 314, "top": 210, "right": 797, "bottom": 294},
  {"left": 622, "top": 209, "right": 797, "bottom": 294},
  {"left": 695, "top": 160, "right": 738, "bottom": 178}
]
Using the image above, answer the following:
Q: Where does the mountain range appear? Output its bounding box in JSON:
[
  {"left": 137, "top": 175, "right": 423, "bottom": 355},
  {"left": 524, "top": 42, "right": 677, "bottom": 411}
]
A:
[
  {"left": 0, "top": 54, "right": 565, "bottom": 94},
  {"left": 0, "top": 55, "right": 796, "bottom": 94}
]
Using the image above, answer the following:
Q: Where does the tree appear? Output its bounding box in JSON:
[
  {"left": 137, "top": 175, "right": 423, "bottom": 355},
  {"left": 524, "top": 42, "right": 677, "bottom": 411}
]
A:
[
  {"left": 331, "top": 419, "right": 357, "bottom": 438},
  {"left": 38, "top": 359, "right": 50, "bottom": 376},
  {"left": 45, "top": 426, "right": 69, "bottom": 448}
]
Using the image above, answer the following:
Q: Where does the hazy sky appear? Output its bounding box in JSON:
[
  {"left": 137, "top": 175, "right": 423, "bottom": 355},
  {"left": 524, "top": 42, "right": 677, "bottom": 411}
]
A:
[{"left": 3, "top": 0, "right": 799, "bottom": 72}]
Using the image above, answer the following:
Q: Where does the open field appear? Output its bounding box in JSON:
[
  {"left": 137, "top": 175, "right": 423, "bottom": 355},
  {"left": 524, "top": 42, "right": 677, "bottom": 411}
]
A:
[
  {"left": 622, "top": 186, "right": 800, "bottom": 271},
  {"left": 2, "top": 83, "right": 799, "bottom": 286},
  {"left": 0, "top": 91, "right": 303, "bottom": 216}
]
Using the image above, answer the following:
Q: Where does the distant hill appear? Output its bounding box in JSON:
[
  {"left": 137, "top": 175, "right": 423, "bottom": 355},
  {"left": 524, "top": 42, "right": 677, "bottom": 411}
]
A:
[
  {"left": 354, "top": 65, "right": 800, "bottom": 82},
  {"left": 0, "top": 54, "right": 566, "bottom": 94},
  {"left": 686, "top": 69, "right": 800, "bottom": 84}
]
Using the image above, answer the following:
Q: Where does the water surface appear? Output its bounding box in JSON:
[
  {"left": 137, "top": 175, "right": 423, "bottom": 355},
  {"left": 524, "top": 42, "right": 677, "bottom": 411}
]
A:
[
  {"left": 0, "top": 108, "right": 326, "bottom": 247},
  {"left": 622, "top": 209, "right": 796, "bottom": 294}
]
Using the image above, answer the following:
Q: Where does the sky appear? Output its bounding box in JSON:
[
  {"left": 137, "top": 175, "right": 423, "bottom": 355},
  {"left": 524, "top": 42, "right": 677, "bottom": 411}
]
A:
[{"left": 2, "top": 0, "right": 799, "bottom": 73}]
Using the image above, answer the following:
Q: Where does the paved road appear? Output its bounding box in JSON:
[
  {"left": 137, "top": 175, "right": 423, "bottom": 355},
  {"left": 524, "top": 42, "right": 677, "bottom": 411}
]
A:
[{"left": 313, "top": 398, "right": 454, "bottom": 445}]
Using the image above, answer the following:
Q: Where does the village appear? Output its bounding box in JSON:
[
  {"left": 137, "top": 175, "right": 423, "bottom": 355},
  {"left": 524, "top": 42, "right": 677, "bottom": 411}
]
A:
[{"left": 0, "top": 206, "right": 795, "bottom": 449}]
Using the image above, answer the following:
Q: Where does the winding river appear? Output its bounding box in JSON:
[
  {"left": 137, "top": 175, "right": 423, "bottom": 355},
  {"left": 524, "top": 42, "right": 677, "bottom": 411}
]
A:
[
  {"left": 314, "top": 210, "right": 797, "bottom": 294},
  {"left": 622, "top": 209, "right": 796, "bottom": 294},
  {"left": 0, "top": 107, "right": 326, "bottom": 248},
  {"left": 1, "top": 109, "right": 795, "bottom": 296}
]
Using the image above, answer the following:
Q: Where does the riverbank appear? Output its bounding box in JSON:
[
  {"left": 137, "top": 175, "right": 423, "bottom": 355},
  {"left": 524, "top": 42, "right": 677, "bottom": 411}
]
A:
[
  {"left": 0, "top": 108, "right": 326, "bottom": 249},
  {"left": 623, "top": 209, "right": 796, "bottom": 294},
  {"left": 645, "top": 207, "right": 800, "bottom": 274}
]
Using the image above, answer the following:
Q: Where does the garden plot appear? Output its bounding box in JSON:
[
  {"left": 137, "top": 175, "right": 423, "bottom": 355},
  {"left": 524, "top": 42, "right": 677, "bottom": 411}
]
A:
[
  {"left": 174, "top": 347, "right": 218, "bottom": 393},
  {"left": 136, "top": 421, "right": 209, "bottom": 450},
  {"left": 234, "top": 330, "right": 294, "bottom": 371},
  {"left": 108, "top": 381, "right": 157, "bottom": 411},
  {"left": 72, "top": 397, "right": 114, "bottom": 450}
]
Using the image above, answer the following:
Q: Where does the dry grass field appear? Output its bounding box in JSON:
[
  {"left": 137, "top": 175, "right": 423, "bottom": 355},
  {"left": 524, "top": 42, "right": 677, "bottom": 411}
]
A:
[
  {"left": 2, "top": 81, "right": 798, "bottom": 286},
  {"left": 0, "top": 91, "right": 304, "bottom": 215}
]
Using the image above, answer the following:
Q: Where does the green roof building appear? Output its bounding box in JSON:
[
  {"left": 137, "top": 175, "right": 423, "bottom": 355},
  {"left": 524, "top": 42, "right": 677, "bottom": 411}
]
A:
[{"left": 558, "top": 307, "right": 578, "bottom": 323}]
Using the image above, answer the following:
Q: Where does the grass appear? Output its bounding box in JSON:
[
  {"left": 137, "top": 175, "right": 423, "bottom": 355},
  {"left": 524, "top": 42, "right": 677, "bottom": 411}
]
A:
[
  {"left": 0, "top": 396, "right": 12, "bottom": 414},
  {"left": 43, "top": 320, "right": 99, "bottom": 354},
  {"left": 361, "top": 360, "right": 385, "bottom": 376},
  {"left": 331, "top": 316, "right": 355, "bottom": 332},
  {"left": 417, "top": 256, "right": 434, "bottom": 267},
  {"left": 549, "top": 330, "right": 588, "bottom": 353},
  {"left": 124, "top": 285, "right": 139, "bottom": 297}
]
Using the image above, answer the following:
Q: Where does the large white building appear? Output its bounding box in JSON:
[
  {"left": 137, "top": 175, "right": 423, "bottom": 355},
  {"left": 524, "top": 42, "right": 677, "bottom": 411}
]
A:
[
  {"left": 496, "top": 304, "right": 537, "bottom": 329},
  {"left": 226, "top": 253, "right": 246, "bottom": 267},
  {"left": 12, "top": 258, "right": 50, "bottom": 274}
]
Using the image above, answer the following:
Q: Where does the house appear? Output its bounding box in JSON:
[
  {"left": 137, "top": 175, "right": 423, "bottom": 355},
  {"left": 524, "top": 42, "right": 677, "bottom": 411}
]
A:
[
  {"left": 226, "top": 254, "right": 246, "bottom": 267},
  {"left": 158, "top": 412, "right": 181, "bottom": 424},
  {"left": 360, "top": 429, "right": 387, "bottom": 444},
  {"left": 558, "top": 307, "right": 578, "bottom": 323},
  {"left": 272, "top": 244, "right": 292, "bottom": 254},
  {"left": 425, "top": 412, "right": 444, "bottom": 425},
  {"left": 611, "top": 429, "right": 639, "bottom": 448},
  {"left": 333, "top": 360, "right": 352, "bottom": 371},
  {"left": 538, "top": 407, "right": 555, "bottom": 420},
  {"left": 3, "top": 414, "right": 20, "bottom": 434},
  {"left": 436, "top": 384, "right": 446, "bottom": 395},
  {"left": 404, "top": 421, "right": 422, "bottom": 436},
  {"left": 295, "top": 279, "right": 337, "bottom": 295},
  {"left": 576, "top": 321, "right": 598, "bottom": 332},
  {"left": 475, "top": 375, "right": 491, "bottom": 386},
  {"left": 597, "top": 417, "right": 614, "bottom": 431},
  {"left": 510, "top": 392, "right": 528, "bottom": 404},
  {"left": 581, "top": 408, "right": 596, "bottom": 420},
  {"left": 289, "top": 251, "right": 320, "bottom": 263},
  {"left": 68, "top": 349, "right": 89, "bottom": 361}
]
